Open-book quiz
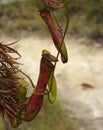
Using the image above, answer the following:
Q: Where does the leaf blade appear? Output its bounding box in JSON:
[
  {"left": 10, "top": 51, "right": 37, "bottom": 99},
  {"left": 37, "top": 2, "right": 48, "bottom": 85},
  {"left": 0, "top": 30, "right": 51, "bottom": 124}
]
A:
[{"left": 48, "top": 71, "right": 57, "bottom": 103}]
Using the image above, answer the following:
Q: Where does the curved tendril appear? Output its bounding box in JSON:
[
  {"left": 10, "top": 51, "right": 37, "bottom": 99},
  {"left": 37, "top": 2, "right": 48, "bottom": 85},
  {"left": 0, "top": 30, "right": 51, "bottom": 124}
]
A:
[
  {"left": 15, "top": 67, "right": 35, "bottom": 88},
  {"left": 49, "top": 1, "right": 69, "bottom": 92}
]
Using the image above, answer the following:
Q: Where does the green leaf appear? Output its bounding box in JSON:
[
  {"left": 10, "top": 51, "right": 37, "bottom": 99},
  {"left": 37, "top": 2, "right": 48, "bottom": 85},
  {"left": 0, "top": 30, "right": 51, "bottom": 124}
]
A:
[
  {"left": 47, "top": 71, "right": 57, "bottom": 103},
  {"left": 60, "top": 41, "right": 68, "bottom": 63},
  {"left": 18, "top": 80, "right": 28, "bottom": 104},
  {"left": 52, "top": 0, "right": 69, "bottom": 63},
  {"left": 58, "top": 0, "right": 69, "bottom": 63}
]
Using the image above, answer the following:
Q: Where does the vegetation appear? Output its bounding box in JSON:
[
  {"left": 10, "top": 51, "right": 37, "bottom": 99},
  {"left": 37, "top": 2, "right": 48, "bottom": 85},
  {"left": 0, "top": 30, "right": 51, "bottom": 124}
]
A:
[
  {"left": 69, "top": 0, "right": 103, "bottom": 41},
  {"left": 0, "top": 0, "right": 45, "bottom": 36},
  {"left": 0, "top": 0, "right": 103, "bottom": 40},
  {"left": 0, "top": 99, "right": 75, "bottom": 130},
  {"left": 0, "top": 0, "right": 102, "bottom": 129},
  {"left": 0, "top": 0, "right": 70, "bottom": 129}
]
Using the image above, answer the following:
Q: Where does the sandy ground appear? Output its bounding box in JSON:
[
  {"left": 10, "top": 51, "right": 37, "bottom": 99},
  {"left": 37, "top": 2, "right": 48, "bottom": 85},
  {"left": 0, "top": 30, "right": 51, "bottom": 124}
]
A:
[{"left": 1, "top": 35, "right": 103, "bottom": 130}]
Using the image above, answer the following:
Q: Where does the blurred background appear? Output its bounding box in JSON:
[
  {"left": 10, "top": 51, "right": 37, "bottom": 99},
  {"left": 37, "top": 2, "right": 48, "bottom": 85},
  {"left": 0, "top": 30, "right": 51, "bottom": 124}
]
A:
[{"left": 0, "top": 0, "right": 103, "bottom": 130}]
